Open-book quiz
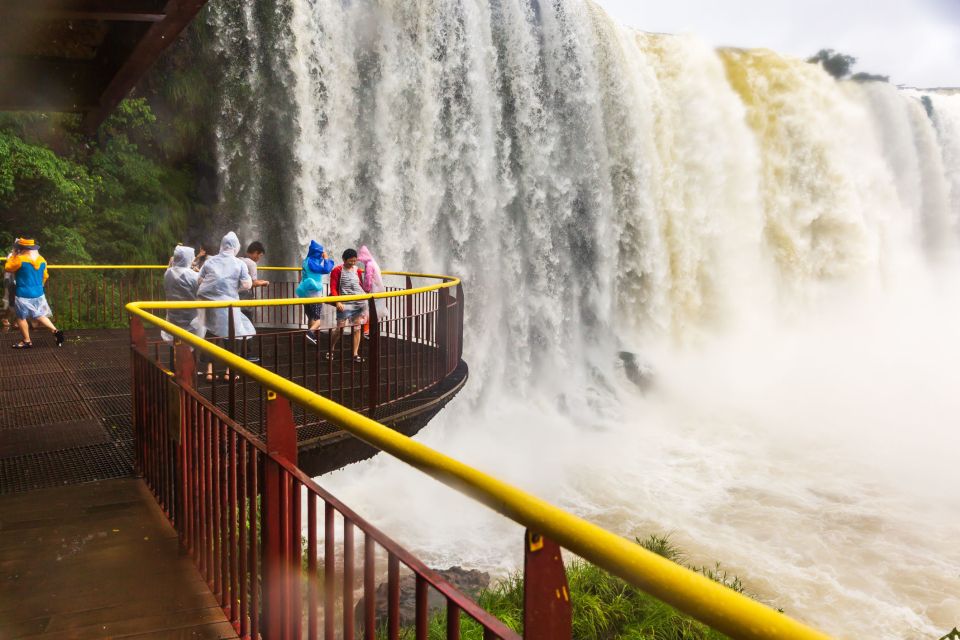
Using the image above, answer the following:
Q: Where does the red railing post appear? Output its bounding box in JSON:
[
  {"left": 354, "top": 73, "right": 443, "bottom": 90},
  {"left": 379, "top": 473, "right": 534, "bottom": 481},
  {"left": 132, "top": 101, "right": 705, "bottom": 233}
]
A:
[
  {"left": 174, "top": 341, "right": 195, "bottom": 389},
  {"left": 173, "top": 341, "right": 195, "bottom": 553},
  {"left": 262, "top": 391, "right": 299, "bottom": 640},
  {"left": 456, "top": 283, "right": 465, "bottom": 362},
  {"left": 228, "top": 306, "right": 236, "bottom": 420},
  {"left": 368, "top": 299, "right": 380, "bottom": 412},
  {"left": 437, "top": 287, "right": 449, "bottom": 373},
  {"left": 130, "top": 314, "right": 147, "bottom": 352},
  {"left": 523, "top": 530, "right": 572, "bottom": 640}
]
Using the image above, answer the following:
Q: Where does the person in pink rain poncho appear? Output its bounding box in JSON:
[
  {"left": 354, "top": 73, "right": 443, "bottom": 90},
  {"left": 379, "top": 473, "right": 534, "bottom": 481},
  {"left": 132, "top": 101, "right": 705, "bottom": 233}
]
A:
[{"left": 357, "top": 245, "right": 388, "bottom": 325}]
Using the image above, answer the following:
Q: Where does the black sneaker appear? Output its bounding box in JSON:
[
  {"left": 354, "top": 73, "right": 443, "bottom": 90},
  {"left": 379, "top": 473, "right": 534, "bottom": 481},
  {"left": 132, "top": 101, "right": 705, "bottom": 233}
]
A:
[
  {"left": 54, "top": 330, "right": 65, "bottom": 347},
  {"left": 305, "top": 332, "right": 318, "bottom": 346}
]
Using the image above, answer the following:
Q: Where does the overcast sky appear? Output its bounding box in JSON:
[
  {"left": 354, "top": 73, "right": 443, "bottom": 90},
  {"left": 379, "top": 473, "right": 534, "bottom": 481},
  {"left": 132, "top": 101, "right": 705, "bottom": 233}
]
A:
[{"left": 592, "top": 0, "right": 960, "bottom": 88}]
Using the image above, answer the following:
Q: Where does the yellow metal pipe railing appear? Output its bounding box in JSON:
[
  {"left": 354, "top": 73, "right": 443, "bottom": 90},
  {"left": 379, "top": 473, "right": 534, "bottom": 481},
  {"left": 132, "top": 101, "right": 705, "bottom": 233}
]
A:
[{"left": 125, "top": 270, "right": 831, "bottom": 640}]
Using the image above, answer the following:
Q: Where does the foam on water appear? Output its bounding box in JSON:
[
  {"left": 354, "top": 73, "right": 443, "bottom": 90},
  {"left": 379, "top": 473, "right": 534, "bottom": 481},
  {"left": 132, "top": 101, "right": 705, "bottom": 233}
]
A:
[{"left": 207, "top": 1, "right": 960, "bottom": 635}]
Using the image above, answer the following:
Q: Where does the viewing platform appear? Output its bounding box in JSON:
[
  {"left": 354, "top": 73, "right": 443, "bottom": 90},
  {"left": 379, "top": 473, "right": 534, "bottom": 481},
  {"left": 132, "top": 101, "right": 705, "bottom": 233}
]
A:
[{"left": 0, "top": 266, "right": 830, "bottom": 640}]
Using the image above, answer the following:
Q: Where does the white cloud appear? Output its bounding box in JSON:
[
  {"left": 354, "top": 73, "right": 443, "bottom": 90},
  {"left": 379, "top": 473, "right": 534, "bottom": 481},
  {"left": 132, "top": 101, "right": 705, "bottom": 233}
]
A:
[{"left": 592, "top": 0, "right": 960, "bottom": 87}]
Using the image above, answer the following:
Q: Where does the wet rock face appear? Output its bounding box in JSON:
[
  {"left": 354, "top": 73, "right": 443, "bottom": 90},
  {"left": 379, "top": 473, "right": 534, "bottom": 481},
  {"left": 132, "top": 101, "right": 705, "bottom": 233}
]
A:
[{"left": 354, "top": 566, "right": 491, "bottom": 630}]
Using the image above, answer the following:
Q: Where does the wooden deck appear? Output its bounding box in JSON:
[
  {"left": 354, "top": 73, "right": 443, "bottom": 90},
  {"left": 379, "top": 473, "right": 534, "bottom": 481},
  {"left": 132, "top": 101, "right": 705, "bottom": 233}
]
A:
[{"left": 0, "top": 478, "right": 237, "bottom": 639}]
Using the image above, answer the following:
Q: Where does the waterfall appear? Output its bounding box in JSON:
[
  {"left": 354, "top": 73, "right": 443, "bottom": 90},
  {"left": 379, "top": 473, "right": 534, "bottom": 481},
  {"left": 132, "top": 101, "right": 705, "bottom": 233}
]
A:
[{"left": 207, "top": 1, "right": 960, "bottom": 636}]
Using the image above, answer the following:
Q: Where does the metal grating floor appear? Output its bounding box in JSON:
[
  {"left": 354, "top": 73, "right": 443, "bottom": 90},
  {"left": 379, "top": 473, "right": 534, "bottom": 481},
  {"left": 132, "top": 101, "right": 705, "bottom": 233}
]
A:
[
  {"left": 0, "top": 328, "right": 138, "bottom": 494},
  {"left": 0, "top": 326, "right": 465, "bottom": 494}
]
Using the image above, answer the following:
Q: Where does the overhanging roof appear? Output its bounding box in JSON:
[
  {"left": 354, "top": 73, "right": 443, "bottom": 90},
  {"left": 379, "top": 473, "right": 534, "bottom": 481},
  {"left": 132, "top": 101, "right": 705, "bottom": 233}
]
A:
[{"left": 0, "top": 0, "right": 209, "bottom": 133}]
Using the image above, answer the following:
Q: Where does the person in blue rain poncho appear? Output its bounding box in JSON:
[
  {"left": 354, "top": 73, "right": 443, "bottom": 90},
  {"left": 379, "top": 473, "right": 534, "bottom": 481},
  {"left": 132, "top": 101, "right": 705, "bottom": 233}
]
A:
[
  {"left": 197, "top": 232, "right": 256, "bottom": 379},
  {"left": 295, "top": 240, "right": 334, "bottom": 344},
  {"left": 161, "top": 245, "right": 200, "bottom": 343}
]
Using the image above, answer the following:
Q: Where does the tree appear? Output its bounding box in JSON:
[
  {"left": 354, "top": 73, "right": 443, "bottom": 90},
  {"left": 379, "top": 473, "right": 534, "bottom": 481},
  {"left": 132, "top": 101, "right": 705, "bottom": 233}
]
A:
[
  {"left": 807, "top": 49, "right": 857, "bottom": 79},
  {"left": 851, "top": 72, "right": 890, "bottom": 83}
]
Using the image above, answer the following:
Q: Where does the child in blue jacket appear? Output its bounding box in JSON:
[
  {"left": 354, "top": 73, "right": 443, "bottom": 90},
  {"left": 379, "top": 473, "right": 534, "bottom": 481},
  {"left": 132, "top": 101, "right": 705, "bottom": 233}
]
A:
[
  {"left": 296, "top": 240, "right": 335, "bottom": 340},
  {"left": 4, "top": 237, "right": 64, "bottom": 348}
]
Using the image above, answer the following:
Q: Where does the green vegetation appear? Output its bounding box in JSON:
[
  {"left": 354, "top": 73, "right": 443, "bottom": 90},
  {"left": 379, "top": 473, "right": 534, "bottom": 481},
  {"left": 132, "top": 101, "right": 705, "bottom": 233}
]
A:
[
  {"left": 807, "top": 49, "right": 888, "bottom": 83},
  {"left": 416, "top": 535, "right": 757, "bottom": 639},
  {"left": 0, "top": 100, "right": 198, "bottom": 264},
  {"left": 0, "top": 18, "right": 217, "bottom": 266}
]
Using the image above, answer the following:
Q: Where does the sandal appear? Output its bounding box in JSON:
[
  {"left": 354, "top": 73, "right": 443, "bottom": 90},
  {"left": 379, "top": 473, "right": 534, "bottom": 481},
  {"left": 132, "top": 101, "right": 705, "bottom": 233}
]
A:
[
  {"left": 324, "top": 351, "right": 334, "bottom": 361},
  {"left": 11, "top": 341, "right": 32, "bottom": 349},
  {"left": 352, "top": 355, "right": 365, "bottom": 364}
]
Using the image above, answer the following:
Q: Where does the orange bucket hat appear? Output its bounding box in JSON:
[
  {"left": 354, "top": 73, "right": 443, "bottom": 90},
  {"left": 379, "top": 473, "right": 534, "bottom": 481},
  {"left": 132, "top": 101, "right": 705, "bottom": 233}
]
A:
[{"left": 14, "top": 237, "right": 39, "bottom": 250}]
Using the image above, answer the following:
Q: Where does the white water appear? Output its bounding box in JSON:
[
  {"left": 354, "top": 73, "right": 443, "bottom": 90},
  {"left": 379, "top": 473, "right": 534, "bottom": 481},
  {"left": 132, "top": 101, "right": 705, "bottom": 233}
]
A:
[{"left": 209, "top": 1, "right": 960, "bottom": 636}]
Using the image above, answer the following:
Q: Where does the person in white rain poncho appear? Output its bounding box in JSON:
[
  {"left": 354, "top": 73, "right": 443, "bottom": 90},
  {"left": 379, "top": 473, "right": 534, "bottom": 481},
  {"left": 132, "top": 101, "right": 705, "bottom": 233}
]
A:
[
  {"left": 161, "top": 245, "right": 200, "bottom": 343},
  {"left": 197, "top": 232, "right": 256, "bottom": 339},
  {"left": 196, "top": 233, "right": 256, "bottom": 380}
]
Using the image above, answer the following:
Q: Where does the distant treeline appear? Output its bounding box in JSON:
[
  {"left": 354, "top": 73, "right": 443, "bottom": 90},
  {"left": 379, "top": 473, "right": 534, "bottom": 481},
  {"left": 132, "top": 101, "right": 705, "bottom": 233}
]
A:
[{"left": 807, "top": 49, "right": 890, "bottom": 83}]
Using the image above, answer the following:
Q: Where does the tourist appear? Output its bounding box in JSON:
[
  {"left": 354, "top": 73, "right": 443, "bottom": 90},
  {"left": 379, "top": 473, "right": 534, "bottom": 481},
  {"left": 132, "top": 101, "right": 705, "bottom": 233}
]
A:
[
  {"left": 4, "top": 237, "right": 64, "bottom": 348},
  {"left": 239, "top": 241, "right": 270, "bottom": 323},
  {"left": 197, "top": 232, "right": 256, "bottom": 380},
  {"left": 191, "top": 243, "right": 215, "bottom": 272},
  {"left": 295, "top": 240, "right": 335, "bottom": 344},
  {"left": 358, "top": 245, "right": 388, "bottom": 329},
  {"left": 161, "top": 245, "right": 200, "bottom": 343},
  {"left": 327, "top": 248, "right": 368, "bottom": 362}
]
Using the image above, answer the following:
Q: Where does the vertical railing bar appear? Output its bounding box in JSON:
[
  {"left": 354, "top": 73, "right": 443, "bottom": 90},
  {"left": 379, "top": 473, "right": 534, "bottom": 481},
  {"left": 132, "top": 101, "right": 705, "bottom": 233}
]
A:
[
  {"left": 229, "top": 430, "right": 239, "bottom": 624},
  {"left": 388, "top": 553, "right": 400, "bottom": 640},
  {"left": 324, "top": 502, "right": 335, "bottom": 640},
  {"left": 447, "top": 601, "right": 461, "bottom": 640},
  {"left": 364, "top": 535, "right": 375, "bottom": 640},
  {"left": 343, "top": 519, "right": 354, "bottom": 640},
  {"left": 249, "top": 449, "right": 260, "bottom": 638},
  {"left": 308, "top": 492, "right": 318, "bottom": 640},
  {"left": 415, "top": 574, "right": 428, "bottom": 640},
  {"left": 239, "top": 439, "right": 249, "bottom": 638}
]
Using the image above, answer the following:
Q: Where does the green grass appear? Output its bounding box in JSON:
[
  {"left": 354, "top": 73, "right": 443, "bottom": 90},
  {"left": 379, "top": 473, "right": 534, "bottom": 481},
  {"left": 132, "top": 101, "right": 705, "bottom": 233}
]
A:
[{"left": 412, "top": 534, "right": 754, "bottom": 639}]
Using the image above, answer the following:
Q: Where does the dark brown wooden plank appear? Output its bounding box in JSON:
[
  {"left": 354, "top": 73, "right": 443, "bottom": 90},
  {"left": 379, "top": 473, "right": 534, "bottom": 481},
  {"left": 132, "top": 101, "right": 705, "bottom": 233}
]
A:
[{"left": 0, "top": 478, "right": 238, "bottom": 640}]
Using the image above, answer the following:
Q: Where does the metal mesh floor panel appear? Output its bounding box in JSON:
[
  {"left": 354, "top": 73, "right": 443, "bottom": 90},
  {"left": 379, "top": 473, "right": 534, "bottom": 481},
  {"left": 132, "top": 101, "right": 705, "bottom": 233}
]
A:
[
  {"left": 2, "top": 330, "right": 135, "bottom": 492},
  {"left": 87, "top": 395, "right": 132, "bottom": 417},
  {"left": 0, "top": 359, "right": 64, "bottom": 376},
  {"left": 0, "top": 420, "right": 111, "bottom": 457},
  {"left": 0, "top": 384, "right": 82, "bottom": 408},
  {"left": 0, "top": 400, "right": 95, "bottom": 429},
  {"left": 0, "top": 442, "right": 133, "bottom": 494},
  {"left": 70, "top": 366, "right": 130, "bottom": 383},
  {"left": 75, "top": 379, "right": 132, "bottom": 399},
  {"left": 1, "top": 327, "right": 461, "bottom": 494},
  {"left": 0, "top": 371, "right": 70, "bottom": 391}
]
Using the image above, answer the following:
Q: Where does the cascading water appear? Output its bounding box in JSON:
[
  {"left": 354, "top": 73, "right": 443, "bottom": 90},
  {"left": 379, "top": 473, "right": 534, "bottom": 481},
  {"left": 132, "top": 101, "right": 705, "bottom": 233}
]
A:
[{"left": 207, "top": 1, "right": 960, "bottom": 636}]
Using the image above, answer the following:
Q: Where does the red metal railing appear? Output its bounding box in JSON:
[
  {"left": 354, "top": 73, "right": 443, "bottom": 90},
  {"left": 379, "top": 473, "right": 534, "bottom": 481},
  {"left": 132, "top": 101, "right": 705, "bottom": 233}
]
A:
[
  {"left": 131, "top": 333, "right": 518, "bottom": 639},
  {"left": 43, "top": 266, "right": 303, "bottom": 329},
  {"left": 144, "top": 277, "right": 464, "bottom": 443},
  {"left": 46, "top": 267, "right": 165, "bottom": 328}
]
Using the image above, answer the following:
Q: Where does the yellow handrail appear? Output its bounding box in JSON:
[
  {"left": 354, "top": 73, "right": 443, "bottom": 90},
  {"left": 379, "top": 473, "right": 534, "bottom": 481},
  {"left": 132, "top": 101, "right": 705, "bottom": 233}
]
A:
[
  {"left": 125, "top": 271, "right": 830, "bottom": 640},
  {"left": 39, "top": 264, "right": 299, "bottom": 271}
]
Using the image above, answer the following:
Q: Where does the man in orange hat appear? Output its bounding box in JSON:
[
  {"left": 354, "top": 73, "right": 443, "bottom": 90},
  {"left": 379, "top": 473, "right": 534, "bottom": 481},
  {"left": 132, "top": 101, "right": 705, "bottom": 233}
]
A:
[{"left": 4, "top": 237, "right": 64, "bottom": 348}]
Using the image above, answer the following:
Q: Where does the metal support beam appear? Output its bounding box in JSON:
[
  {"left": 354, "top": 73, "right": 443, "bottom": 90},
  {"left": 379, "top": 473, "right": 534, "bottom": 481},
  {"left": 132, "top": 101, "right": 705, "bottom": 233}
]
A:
[
  {"left": 81, "top": 0, "right": 208, "bottom": 133},
  {"left": 0, "top": 0, "right": 167, "bottom": 22}
]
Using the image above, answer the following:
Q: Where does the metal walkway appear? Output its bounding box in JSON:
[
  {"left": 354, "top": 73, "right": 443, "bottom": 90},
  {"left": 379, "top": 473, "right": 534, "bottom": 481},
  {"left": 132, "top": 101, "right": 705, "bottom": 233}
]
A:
[
  {"left": 0, "top": 477, "right": 238, "bottom": 639},
  {"left": 0, "top": 328, "right": 136, "bottom": 494}
]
